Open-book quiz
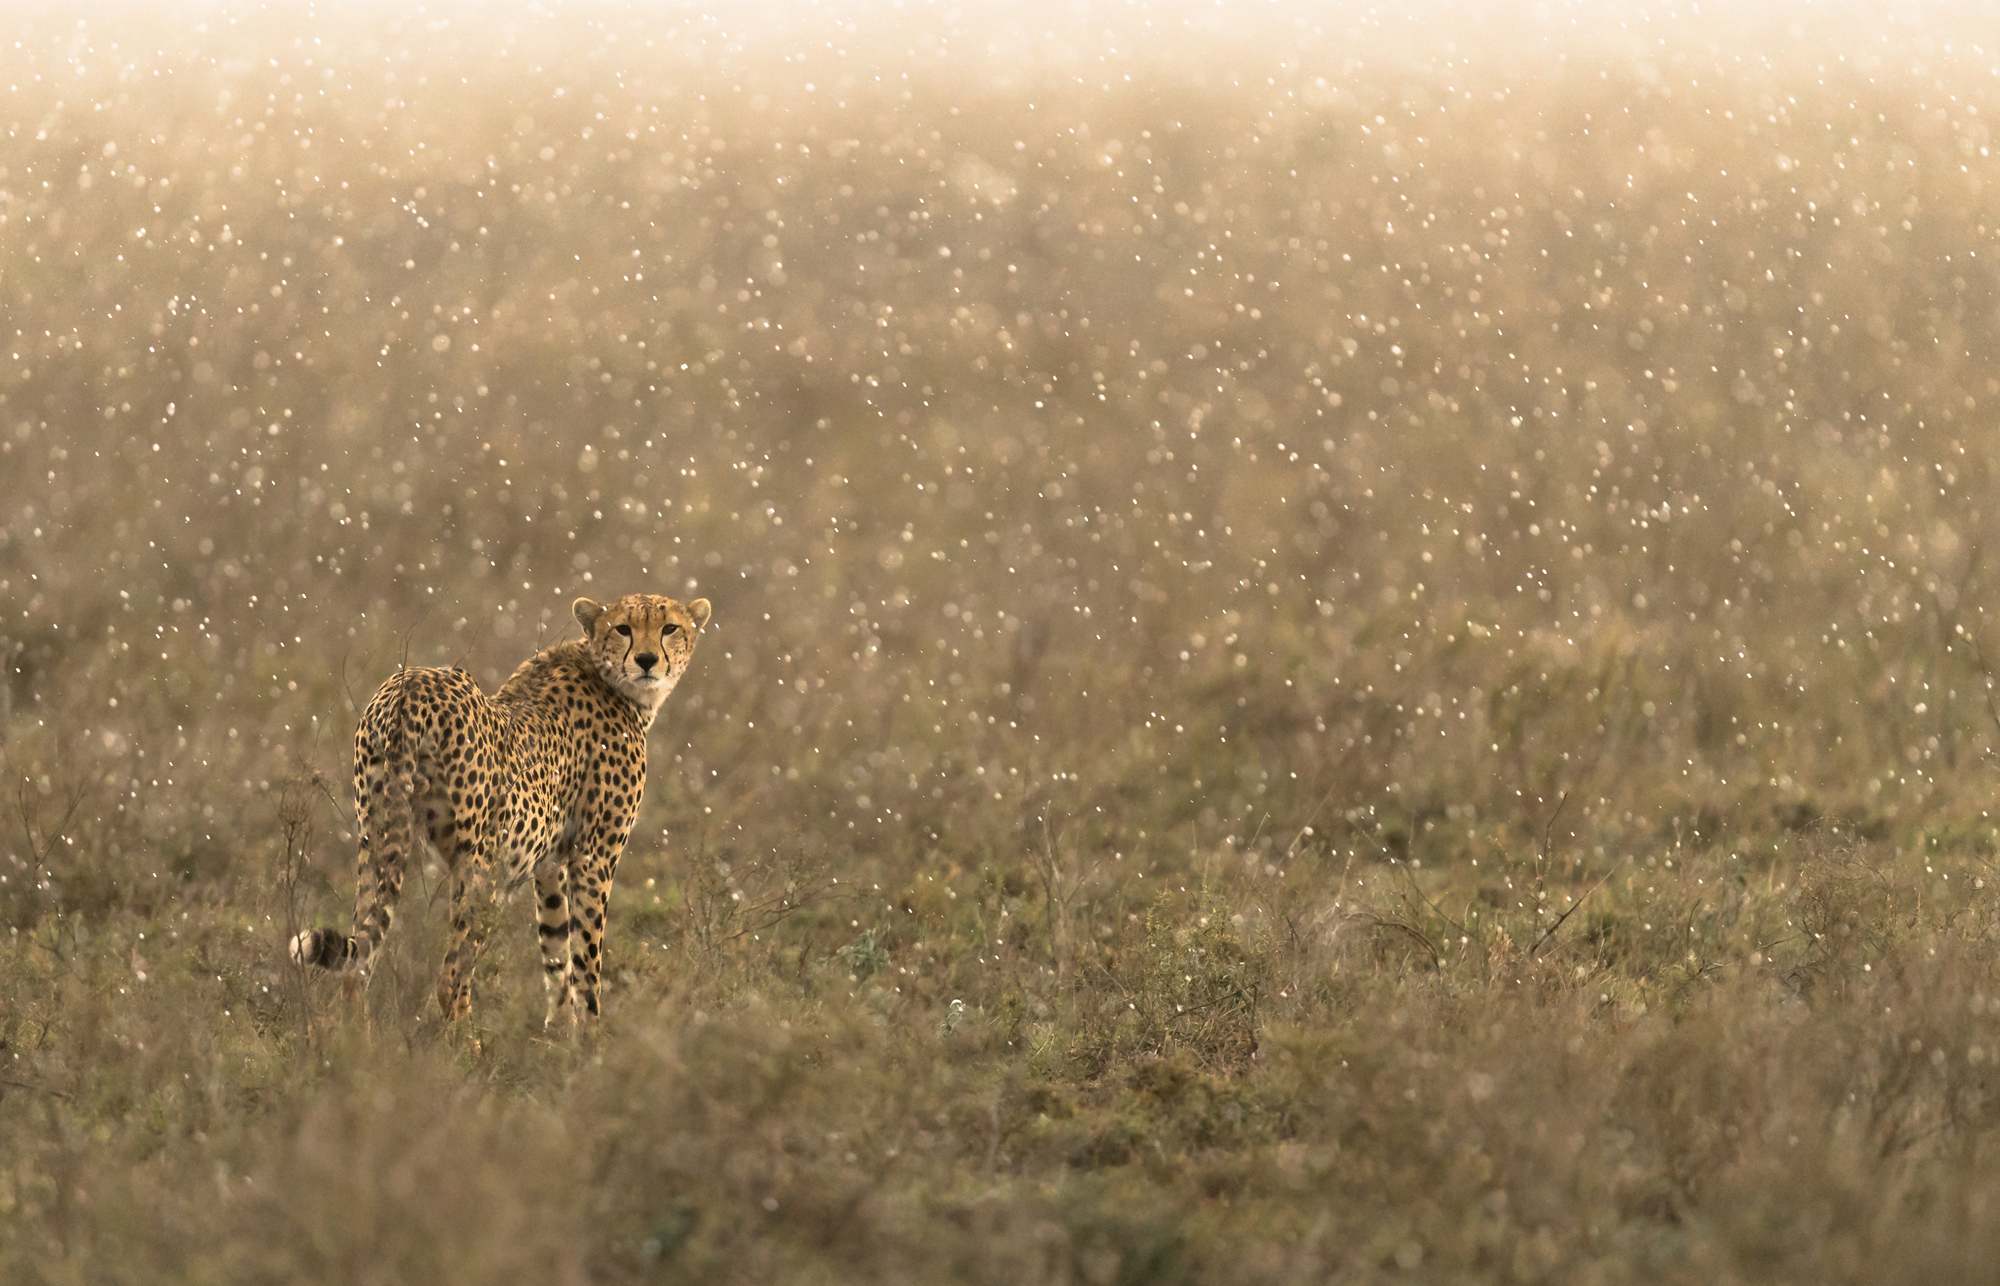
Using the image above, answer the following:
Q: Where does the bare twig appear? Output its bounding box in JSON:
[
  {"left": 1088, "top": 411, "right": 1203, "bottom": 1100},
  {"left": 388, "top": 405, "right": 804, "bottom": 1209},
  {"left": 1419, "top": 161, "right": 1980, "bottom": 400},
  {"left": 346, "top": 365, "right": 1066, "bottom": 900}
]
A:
[
  {"left": 452, "top": 611, "right": 494, "bottom": 673},
  {"left": 1535, "top": 790, "right": 1570, "bottom": 882},
  {"left": 0, "top": 1076, "right": 73, "bottom": 1103},
  {"left": 1032, "top": 812, "right": 1079, "bottom": 984},
  {"left": 984, "top": 1093, "right": 1004, "bottom": 1179},
  {"left": 338, "top": 641, "right": 365, "bottom": 721},
  {"left": 1530, "top": 859, "right": 1624, "bottom": 959},
  {"left": 681, "top": 827, "right": 840, "bottom": 955},
  {"left": 277, "top": 756, "right": 333, "bottom": 1052},
  {"left": 1, "top": 742, "right": 93, "bottom": 925},
  {"left": 1963, "top": 629, "right": 2000, "bottom": 748},
  {"left": 1284, "top": 787, "right": 1339, "bottom": 862},
  {"left": 1392, "top": 862, "right": 1466, "bottom": 940},
  {"left": 1354, "top": 816, "right": 1464, "bottom": 941},
  {"left": 1356, "top": 912, "right": 1441, "bottom": 968}
]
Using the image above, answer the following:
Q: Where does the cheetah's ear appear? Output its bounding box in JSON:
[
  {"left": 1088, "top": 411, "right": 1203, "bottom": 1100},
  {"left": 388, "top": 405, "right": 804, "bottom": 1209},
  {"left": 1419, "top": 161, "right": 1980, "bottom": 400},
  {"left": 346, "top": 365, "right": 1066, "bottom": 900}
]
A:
[
  {"left": 687, "top": 598, "right": 712, "bottom": 630},
  {"left": 573, "top": 597, "right": 605, "bottom": 634}
]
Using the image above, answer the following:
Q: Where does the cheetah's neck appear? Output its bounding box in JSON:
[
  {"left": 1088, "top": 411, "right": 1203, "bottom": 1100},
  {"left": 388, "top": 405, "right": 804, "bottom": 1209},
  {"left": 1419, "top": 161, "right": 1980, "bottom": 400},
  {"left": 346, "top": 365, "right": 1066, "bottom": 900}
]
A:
[{"left": 496, "top": 640, "right": 663, "bottom": 729}]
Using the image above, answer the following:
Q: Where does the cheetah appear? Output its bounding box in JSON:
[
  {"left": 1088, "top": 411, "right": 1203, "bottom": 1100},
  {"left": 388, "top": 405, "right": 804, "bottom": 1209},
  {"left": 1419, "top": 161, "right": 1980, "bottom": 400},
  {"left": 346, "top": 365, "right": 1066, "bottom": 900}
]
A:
[{"left": 290, "top": 592, "right": 711, "bottom": 1024}]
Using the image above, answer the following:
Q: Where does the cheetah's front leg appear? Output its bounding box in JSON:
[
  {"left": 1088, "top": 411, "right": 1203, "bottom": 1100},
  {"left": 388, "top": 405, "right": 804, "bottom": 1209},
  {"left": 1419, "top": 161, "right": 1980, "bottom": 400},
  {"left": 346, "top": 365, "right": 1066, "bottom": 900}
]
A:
[{"left": 568, "top": 836, "right": 626, "bottom": 1017}]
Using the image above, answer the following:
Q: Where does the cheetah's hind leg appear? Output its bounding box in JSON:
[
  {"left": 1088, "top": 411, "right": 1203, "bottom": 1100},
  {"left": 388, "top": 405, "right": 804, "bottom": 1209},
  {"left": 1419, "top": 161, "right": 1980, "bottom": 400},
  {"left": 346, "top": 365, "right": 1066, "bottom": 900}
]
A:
[{"left": 534, "top": 865, "right": 580, "bottom": 1028}]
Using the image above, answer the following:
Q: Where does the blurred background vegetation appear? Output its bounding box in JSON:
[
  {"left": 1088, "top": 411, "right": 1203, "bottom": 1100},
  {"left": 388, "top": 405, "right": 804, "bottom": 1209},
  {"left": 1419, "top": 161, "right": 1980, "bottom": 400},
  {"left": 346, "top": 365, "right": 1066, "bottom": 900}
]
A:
[{"left": 10, "top": 2, "right": 2000, "bottom": 1281}]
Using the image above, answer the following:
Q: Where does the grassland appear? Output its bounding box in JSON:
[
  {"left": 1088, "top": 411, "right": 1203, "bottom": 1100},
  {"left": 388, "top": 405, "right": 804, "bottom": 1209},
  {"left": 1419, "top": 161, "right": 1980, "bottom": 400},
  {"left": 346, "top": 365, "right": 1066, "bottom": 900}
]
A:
[{"left": 8, "top": 3, "right": 2000, "bottom": 1280}]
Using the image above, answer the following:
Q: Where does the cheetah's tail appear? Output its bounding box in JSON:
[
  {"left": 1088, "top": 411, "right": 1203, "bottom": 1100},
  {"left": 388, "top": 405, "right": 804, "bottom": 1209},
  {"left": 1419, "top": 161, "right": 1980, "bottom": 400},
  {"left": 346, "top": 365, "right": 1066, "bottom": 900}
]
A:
[
  {"left": 289, "top": 926, "right": 358, "bottom": 970},
  {"left": 340, "top": 676, "right": 423, "bottom": 971}
]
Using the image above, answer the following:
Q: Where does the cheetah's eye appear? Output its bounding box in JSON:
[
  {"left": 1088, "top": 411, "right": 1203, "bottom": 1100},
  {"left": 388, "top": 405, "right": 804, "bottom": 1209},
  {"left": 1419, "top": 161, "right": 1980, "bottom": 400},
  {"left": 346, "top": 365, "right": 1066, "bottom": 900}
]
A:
[
  {"left": 613, "top": 624, "right": 632, "bottom": 637},
  {"left": 662, "top": 623, "right": 679, "bottom": 635}
]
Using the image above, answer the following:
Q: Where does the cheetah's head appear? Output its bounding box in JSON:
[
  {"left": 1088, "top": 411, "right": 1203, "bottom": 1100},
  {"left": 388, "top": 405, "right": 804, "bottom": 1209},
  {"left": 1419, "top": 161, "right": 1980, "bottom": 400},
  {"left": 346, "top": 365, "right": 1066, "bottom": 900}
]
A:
[{"left": 573, "top": 593, "right": 712, "bottom": 717}]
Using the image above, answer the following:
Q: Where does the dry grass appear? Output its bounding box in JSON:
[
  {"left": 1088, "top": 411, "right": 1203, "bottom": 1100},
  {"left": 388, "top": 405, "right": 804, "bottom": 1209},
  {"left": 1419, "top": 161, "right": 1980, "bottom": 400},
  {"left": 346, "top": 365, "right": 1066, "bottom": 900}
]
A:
[{"left": 9, "top": 3, "right": 2000, "bottom": 1280}]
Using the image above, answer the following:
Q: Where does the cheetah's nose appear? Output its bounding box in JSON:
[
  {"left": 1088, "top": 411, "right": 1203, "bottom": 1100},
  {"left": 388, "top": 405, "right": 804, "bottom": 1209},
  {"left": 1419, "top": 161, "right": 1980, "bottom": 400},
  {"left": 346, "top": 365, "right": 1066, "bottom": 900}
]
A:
[{"left": 635, "top": 652, "right": 659, "bottom": 672}]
